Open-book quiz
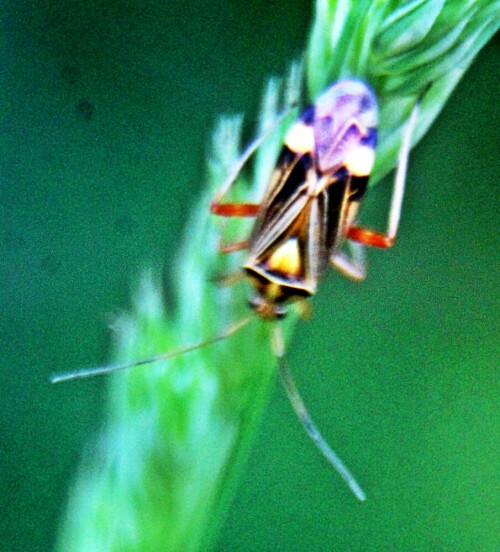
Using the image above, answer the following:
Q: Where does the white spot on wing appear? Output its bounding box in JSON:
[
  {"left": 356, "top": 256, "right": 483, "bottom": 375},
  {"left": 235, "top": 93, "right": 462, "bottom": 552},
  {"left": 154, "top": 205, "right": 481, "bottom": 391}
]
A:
[
  {"left": 344, "top": 145, "right": 375, "bottom": 176},
  {"left": 285, "top": 122, "right": 314, "bottom": 154}
]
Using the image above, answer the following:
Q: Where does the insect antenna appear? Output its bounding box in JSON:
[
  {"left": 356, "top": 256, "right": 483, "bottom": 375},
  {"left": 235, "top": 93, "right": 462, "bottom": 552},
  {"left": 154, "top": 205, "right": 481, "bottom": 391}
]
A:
[
  {"left": 50, "top": 315, "right": 255, "bottom": 384},
  {"left": 271, "top": 325, "right": 367, "bottom": 502}
]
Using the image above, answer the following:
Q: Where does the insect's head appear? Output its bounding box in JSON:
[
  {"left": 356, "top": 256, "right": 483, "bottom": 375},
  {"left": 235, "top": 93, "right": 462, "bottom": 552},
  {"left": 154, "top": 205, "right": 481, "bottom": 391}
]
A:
[{"left": 244, "top": 263, "right": 313, "bottom": 321}]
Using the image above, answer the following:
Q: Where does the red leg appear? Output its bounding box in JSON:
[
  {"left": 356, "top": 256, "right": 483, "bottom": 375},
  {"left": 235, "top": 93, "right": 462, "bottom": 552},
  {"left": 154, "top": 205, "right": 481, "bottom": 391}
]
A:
[
  {"left": 347, "top": 227, "right": 394, "bottom": 249},
  {"left": 211, "top": 106, "right": 297, "bottom": 219},
  {"left": 346, "top": 91, "right": 424, "bottom": 250},
  {"left": 211, "top": 105, "right": 294, "bottom": 217},
  {"left": 210, "top": 202, "right": 260, "bottom": 217}
]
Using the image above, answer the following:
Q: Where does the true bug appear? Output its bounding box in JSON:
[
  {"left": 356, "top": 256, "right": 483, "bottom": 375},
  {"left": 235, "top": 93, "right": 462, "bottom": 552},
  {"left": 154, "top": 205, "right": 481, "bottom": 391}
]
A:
[{"left": 53, "top": 79, "right": 423, "bottom": 502}]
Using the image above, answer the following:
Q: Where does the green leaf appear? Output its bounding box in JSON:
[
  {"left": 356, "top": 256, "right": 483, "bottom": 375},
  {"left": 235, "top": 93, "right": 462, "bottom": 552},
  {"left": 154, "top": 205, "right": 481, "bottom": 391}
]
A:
[
  {"left": 375, "top": 0, "right": 446, "bottom": 57},
  {"left": 307, "top": 0, "right": 500, "bottom": 183},
  {"left": 56, "top": 72, "right": 300, "bottom": 552}
]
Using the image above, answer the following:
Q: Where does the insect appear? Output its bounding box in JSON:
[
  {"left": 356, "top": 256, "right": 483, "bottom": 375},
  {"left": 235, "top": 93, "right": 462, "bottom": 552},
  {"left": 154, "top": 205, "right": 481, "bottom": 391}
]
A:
[{"left": 52, "top": 79, "right": 423, "bottom": 502}]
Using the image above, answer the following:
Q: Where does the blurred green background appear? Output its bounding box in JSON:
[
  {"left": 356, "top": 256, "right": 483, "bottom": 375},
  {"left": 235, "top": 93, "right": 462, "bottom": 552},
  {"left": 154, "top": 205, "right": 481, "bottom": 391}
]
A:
[{"left": 0, "top": 2, "right": 498, "bottom": 551}]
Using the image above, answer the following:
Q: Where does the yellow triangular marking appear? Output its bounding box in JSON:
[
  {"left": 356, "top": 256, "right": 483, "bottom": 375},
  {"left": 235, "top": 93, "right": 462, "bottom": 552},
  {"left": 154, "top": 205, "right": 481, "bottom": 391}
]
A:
[{"left": 267, "top": 238, "right": 302, "bottom": 277}]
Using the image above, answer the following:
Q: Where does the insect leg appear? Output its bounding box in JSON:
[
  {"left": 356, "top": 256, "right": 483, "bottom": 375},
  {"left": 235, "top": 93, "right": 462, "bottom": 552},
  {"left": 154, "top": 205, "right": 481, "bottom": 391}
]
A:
[
  {"left": 212, "top": 203, "right": 260, "bottom": 217},
  {"left": 211, "top": 106, "right": 295, "bottom": 217},
  {"left": 209, "top": 132, "right": 262, "bottom": 216},
  {"left": 211, "top": 270, "right": 246, "bottom": 288},
  {"left": 347, "top": 94, "right": 422, "bottom": 248},
  {"left": 218, "top": 239, "right": 250, "bottom": 254},
  {"left": 331, "top": 241, "right": 366, "bottom": 281}
]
